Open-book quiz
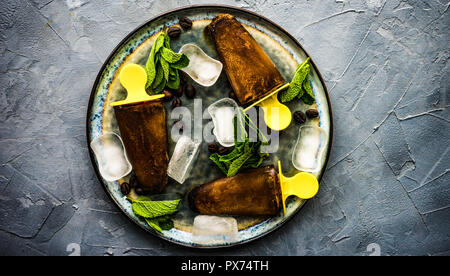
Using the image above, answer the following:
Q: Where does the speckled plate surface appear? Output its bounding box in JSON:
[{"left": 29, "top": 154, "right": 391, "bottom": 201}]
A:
[{"left": 86, "top": 5, "right": 333, "bottom": 248}]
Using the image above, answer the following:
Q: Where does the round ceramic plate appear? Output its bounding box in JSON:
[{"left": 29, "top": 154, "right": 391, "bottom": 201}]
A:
[{"left": 87, "top": 5, "right": 333, "bottom": 248}]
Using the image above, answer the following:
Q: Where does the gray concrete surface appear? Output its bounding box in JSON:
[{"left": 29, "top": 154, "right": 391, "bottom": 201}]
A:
[{"left": 0, "top": 0, "right": 449, "bottom": 256}]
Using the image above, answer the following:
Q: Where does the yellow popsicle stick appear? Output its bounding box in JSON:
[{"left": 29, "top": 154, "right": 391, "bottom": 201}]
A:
[
  {"left": 244, "top": 83, "right": 292, "bottom": 131},
  {"left": 111, "top": 64, "right": 164, "bottom": 107},
  {"left": 278, "top": 160, "right": 319, "bottom": 215}
]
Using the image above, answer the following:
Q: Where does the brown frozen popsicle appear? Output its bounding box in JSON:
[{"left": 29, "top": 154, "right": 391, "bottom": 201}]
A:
[
  {"left": 114, "top": 100, "right": 169, "bottom": 193},
  {"left": 111, "top": 64, "right": 169, "bottom": 194},
  {"left": 208, "top": 14, "right": 286, "bottom": 106},
  {"left": 188, "top": 165, "right": 283, "bottom": 216},
  {"left": 188, "top": 161, "right": 321, "bottom": 216}
]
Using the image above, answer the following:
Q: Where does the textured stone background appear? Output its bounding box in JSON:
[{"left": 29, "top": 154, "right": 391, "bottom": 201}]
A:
[{"left": 0, "top": 0, "right": 449, "bottom": 256}]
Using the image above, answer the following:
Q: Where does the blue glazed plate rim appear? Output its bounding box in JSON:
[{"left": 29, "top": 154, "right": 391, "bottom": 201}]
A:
[{"left": 86, "top": 4, "right": 334, "bottom": 249}]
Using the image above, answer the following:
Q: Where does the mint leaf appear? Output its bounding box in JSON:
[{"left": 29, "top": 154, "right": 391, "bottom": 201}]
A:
[
  {"left": 281, "top": 64, "right": 310, "bottom": 102},
  {"left": 160, "top": 47, "right": 184, "bottom": 63},
  {"left": 145, "top": 216, "right": 174, "bottom": 232},
  {"left": 152, "top": 61, "right": 164, "bottom": 89},
  {"left": 145, "top": 33, "right": 165, "bottom": 89},
  {"left": 169, "top": 66, "right": 177, "bottom": 79},
  {"left": 131, "top": 198, "right": 181, "bottom": 219},
  {"left": 210, "top": 140, "right": 268, "bottom": 177},
  {"left": 209, "top": 109, "right": 269, "bottom": 177},
  {"left": 145, "top": 59, "right": 156, "bottom": 90},
  {"left": 242, "top": 143, "right": 267, "bottom": 169},
  {"left": 128, "top": 196, "right": 178, "bottom": 232},
  {"left": 143, "top": 31, "right": 188, "bottom": 94},
  {"left": 218, "top": 146, "right": 243, "bottom": 164},
  {"left": 157, "top": 217, "right": 174, "bottom": 230},
  {"left": 153, "top": 77, "right": 166, "bottom": 94},
  {"left": 154, "top": 216, "right": 174, "bottom": 231},
  {"left": 219, "top": 124, "right": 246, "bottom": 163},
  {"left": 160, "top": 57, "right": 170, "bottom": 82},
  {"left": 166, "top": 68, "right": 180, "bottom": 90},
  {"left": 227, "top": 142, "right": 253, "bottom": 177},
  {"left": 163, "top": 33, "right": 171, "bottom": 48},
  {"left": 280, "top": 58, "right": 311, "bottom": 103},
  {"left": 154, "top": 34, "right": 166, "bottom": 53},
  {"left": 132, "top": 195, "right": 152, "bottom": 201},
  {"left": 302, "top": 75, "right": 315, "bottom": 103},
  {"left": 155, "top": 52, "right": 160, "bottom": 65},
  {"left": 145, "top": 218, "right": 162, "bottom": 232},
  {"left": 301, "top": 92, "right": 315, "bottom": 105},
  {"left": 171, "top": 54, "right": 190, "bottom": 69},
  {"left": 209, "top": 153, "right": 228, "bottom": 175}
]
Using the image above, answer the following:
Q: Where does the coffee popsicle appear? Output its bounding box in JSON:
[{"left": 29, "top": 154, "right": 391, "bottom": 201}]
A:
[
  {"left": 189, "top": 165, "right": 282, "bottom": 216},
  {"left": 208, "top": 14, "right": 286, "bottom": 106},
  {"left": 188, "top": 162, "right": 319, "bottom": 216},
  {"left": 111, "top": 64, "right": 169, "bottom": 193}
]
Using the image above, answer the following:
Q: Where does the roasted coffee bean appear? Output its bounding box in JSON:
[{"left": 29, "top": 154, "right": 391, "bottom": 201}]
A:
[
  {"left": 171, "top": 97, "right": 182, "bottom": 109},
  {"left": 306, "top": 109, "right": 319, "bottom": 118},
  {"left": 208, "top": 143, "right": 219, "bottom": 153},
  {"left": 185, "top": 84, "right": 196, "bottom": 99},
  {"left": 135, "top": 186, "right": 144, "bottom": 195},
  {"left": 167, "top": 26, "right": 182, "bottom": 38},
  {"left": 179, "top": 71, "right": 189, "bottom": 84},
  {"left": 162, "top": 89, "right": 173, "bottom": 102},
  {"left": 129, "top": 174, "right": 138, "bottom": 188},
  {"left": 120, "top": 182, "right": 131, "bottom": 195},
  {"left": 179, "top": 17, "right": 193, "bottom": 30},
  {"left": 228, "top": 91, "right": 237, "bottom": 100},
  {"left": 173, "top": 84, "right": 183, "bottom": 97},
  {"left": 293, "top": 111, "right": 306, "bottom": 124},
  {"left": 218, "top": 146, "right": 230, "bottom": 155}
]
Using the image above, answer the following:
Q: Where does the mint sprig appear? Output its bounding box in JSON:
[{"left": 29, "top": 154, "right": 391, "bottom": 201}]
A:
[
  {"left": 145, "top": 34, "right": 165, "bottom": 88},
  {"left": 209, "top": 109, "right": 269, "bottom": 177},
  {"left": 280, "top": 57, "right": 315, "bottom": 105},
  {"left": 128, "top": 196, "right": 181, "bottom": 232},
  {"left": 302, "top": 75, "right": 315, "bottom": 104},
  {"left": 144, "top": 31, "right": 190, "bottom": 94},
  {"left": 145, "top": 216, "right": 174, "bottom": 232},
  {"left": 160, "top": 47, "right": 184, "bottom": 63}
]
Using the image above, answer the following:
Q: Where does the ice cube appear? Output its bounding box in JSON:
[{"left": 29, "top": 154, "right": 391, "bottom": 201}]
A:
[
  {"left": 292, "top": 126, "right": 328, "bottom": 173},
  {"left": 90, "top": 132, "right": 132, "bottom": 181},
  {"left": 167, "top": 135, "right": 201, "bottom": 184},
  {"left": 192, "top": 215, "right": 238, "bottom": 244},
  {"left": 179, "top": 44, "right": 223, "bottom": 87},
  {"left": 208, "top": 98, "right": 241, "bottom": 147}
]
